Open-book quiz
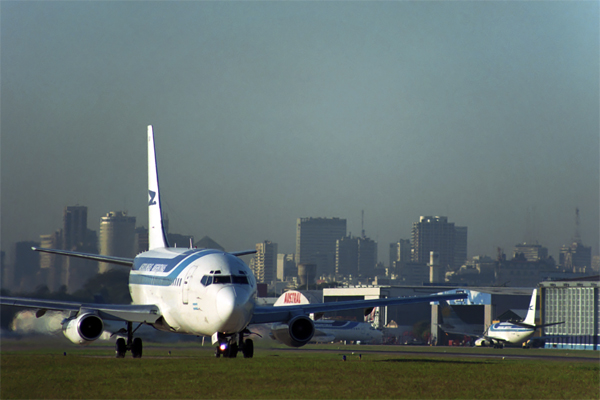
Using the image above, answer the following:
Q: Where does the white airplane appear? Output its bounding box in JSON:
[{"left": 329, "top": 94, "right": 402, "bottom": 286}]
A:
[
  {"left": 0, "top": 125, "right": 467, "bottom": 359},
  {"left": 474, "top": 289, "right": 563, "bottom": 348}
]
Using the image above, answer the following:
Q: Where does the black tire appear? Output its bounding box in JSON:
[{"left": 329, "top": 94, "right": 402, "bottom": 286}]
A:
[
  {"left": 229, "top": 343, "right": 238, "bottom": 358},
  {"left": 115, "top": 338, "right": 126, "bottom": 358},
  {"left": 215, "top": 347, "right": 221, "bottom": 358},
  {"left": 243, "top": 339, "right": 254, "bottom": 358},
  {"left": 131, "top": 337, "right": 143, "bottom": 358}
]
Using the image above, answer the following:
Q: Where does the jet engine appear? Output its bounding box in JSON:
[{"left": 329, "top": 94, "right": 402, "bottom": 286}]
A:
[
  {"left": 271, "top": 315, "right": 315, "bottom": 347},
  {"left": 62, "top": 313, "right": 104, "bottom": 345},
  {"left": 474, "top": 338, "right": 494, "bottom": 347}
]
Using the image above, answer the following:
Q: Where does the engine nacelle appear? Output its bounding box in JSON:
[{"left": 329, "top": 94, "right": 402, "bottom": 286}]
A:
[
  {"left": 271, "top": 315, "right": 315, "bottom": 347},
  {"left": 62, "top": 313, "right": 104, "bottom": 345}
]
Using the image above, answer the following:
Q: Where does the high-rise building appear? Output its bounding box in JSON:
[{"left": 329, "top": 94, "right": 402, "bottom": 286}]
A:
[
  {"left": 358, "top": 237, "right": 377, "bottom": 278},
  {"left": 251, "top": 241, "right": 278, "bottom": 284},
  {"left": 296, "top": 217, "right": 346, "bottom": 278},
  {"left": 39, "top": 231, "right": 62, "bottom": 291},
  {"left": 559, "top": 242, "right": 592, "bottom": 273},
  {"left": 336, "top": 235, "right": 378, "bottom": 278},
  {"left": 336, "top": 236, "right": 359, "bottom": 276},
  {"left": 276, "top": 253, "right": 296, "bottom": 281},
  {"left": 390, "top": 239, "right": 411, "bottom": 271},
  {"left": 13, "top": 241, "right": 40, "bottom": 292},
  {"left": 34, "top": 206, "right": 98, "bottom": 293},
  {"left": 135, "top": 227, "right": 149, "bottom": 254},
  {"left": 454, "top": 226, "right": 468, "bottom": 268},
  {"left": 0, "top": 251, "right": 8, "bottom": 291},
  {"left": 62, "top": 206, "right": 98, "bottom": 292},
  {"left": 99, "top": 211, "right": 136, "bottom": 273},
  {"left": 62, "top": 206, "right": 88, "bottom": 250},
  {"left": 513, "top": 243, "right": 549, "bottom": 262},
  {"left": 411, "top": 216, "right": 467, "bottom": 271}
]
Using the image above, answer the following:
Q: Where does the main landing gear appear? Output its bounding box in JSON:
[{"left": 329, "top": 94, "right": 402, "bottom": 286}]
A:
[
  {"left": 214, "top": 330, "right": 255, "bottom": 359},
  {"left": 115, "top": 322, "right": 144, "bottom": 358}
]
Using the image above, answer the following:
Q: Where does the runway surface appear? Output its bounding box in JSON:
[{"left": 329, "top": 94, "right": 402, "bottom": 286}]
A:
[
  {"left": 274, "top": 344, "right": 600, "bottom": 363},
  {"left": 1, "top": 336, "right": 598, "bottom": 363}
]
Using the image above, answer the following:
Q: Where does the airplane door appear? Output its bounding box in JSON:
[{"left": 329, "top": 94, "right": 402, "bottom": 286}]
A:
[{"left": 182, "top": 265, "right": 198, "bottom": 305}]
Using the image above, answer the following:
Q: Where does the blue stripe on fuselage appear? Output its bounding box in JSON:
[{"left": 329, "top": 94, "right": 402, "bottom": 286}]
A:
[
  {"left": 130, "top": 249, "right": 222, "bottom": 287},
  {"left": 489, "top": 323, "right": 532, "bottom": 333}
]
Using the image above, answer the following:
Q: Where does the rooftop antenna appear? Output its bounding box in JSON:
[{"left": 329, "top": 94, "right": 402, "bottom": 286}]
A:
[
  {"left": 574, "top": 207, "right": 581, "bottom": 244},
  {"left": 361, "top": 209, "right": 365, "bottom": 239}
]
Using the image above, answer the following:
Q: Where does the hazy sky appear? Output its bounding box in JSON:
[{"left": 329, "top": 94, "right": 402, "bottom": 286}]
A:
[{"left": 2, "top": 1, "right": 598, "bottom": 264}]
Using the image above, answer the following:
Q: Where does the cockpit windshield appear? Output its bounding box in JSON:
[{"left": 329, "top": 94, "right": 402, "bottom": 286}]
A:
[
  {"left": 201, "top": 274, "right": 249, "bottom": 286},
  {"left": 213, "top": 275, "right": 231, "bottom": 284}
]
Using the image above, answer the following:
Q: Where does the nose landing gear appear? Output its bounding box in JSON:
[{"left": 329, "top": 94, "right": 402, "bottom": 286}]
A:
[{"left": 214, "top": 330, "right": 255, "bottom": 358}]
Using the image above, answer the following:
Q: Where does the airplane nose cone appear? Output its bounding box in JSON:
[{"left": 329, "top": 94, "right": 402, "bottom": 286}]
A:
[
  {"left": 217, "top": 286, "right": 237, "bottom": 321},
  {"left": 216, "top": 286, "right": 253, "bottom": 333}
]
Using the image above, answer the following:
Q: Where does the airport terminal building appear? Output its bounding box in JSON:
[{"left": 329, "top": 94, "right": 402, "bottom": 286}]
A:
[
  {"left": 320, "top": 279, "right": 600, "bottom": 350},
  {"left": 540, "top": 278, "right": 599, "bottom": 350}
]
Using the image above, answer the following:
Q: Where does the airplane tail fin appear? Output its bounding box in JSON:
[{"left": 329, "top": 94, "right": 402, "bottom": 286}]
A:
[
  {"left": 523, "top": 289, "right": 537, "bottom": 326},
  {"left": 439, "top": 300, "right": 466, "bottom": 326},
  {"left": 147, "top": 125, "right": 169, "bottom": 250}
]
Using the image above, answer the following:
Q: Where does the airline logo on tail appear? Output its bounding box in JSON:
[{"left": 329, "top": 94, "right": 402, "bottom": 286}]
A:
[{"left": 148, "top": 190, "right": 157, "bottom": 205}]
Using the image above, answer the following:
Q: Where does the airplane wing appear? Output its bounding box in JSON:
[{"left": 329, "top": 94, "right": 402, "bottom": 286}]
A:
[
  {"left": 250, "top": 292, "right": 467, "bottom": 324},
  {"left": 0, "top": 296, "right": 161, "bottom": 324},
  {"left": 32, "top": 247, "right": 134, "bottom": 267}
]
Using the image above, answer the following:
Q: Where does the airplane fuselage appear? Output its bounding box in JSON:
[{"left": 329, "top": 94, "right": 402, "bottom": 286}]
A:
[
  {"left": 129, "top": 248, "right": 256, "bottom": 336},
  {"left": 477, "top": 322, "right": 535, "bottom": 346}
]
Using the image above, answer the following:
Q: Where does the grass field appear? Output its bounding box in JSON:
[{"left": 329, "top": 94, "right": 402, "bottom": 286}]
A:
[{"left": 1, "top": 339, "right": 598, "bottom": 399}]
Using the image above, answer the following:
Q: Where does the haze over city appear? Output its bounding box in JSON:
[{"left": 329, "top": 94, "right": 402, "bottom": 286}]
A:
[{"left": 2, "top": 1, "right": 598, "bottom": 263}]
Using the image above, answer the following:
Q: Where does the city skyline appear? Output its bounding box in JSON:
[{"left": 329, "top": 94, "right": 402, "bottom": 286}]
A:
[
  {"left": 2, "top": 2, "right": 598, "bottom": 264},
  {"left": 2, "top": 201, "right": 596, "bottom": 267}
]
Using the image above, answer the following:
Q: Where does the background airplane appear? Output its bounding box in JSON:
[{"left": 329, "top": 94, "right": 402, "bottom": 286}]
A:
[
  {"left": 308, "top": 319, "right": 383, "bottom": 344},
  {"left": 475, "top": 289, "right": 564, "bottom": 348},
  {"left": 0, "top": 125, "right": 467, "bottom": 358}
]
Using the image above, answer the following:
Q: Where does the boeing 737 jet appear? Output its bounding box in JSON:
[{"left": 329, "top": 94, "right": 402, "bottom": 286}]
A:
[
  {"left": 469, "top": 289, "right": 562, "bottom": 348},
  {"left": 0, "top": 125, "right": 467, "bottom": 358}
]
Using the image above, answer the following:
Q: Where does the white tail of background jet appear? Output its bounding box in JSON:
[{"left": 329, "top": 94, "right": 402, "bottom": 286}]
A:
[
  {"left": 523, "top": 289, "right": 537, "bottom": 326},
  {"left": 147, "top": 125, "right": 169, "bottom": 250}
]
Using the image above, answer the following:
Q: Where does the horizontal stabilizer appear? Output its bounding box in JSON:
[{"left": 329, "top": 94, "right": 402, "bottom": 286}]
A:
[
  {"left": 512, "top": 320, "right": 565, "bottom": 329},
  {"left": 32, "top": 247, "right": 134, "bottom": 267},
  {"left": 230, "top": 249, "right": 257, "bottom": 257}
]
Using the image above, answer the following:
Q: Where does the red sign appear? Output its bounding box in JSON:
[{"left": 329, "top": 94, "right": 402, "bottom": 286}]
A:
[{"left": 284, "top": 292, "right": 302, "bottom": 304}]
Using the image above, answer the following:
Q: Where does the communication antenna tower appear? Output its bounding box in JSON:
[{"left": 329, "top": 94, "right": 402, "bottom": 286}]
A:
[
  {"left": 574, "top": 207, "right": 581, "bottom": 244},
  {"left": 361, "top": 210, "right": 365, "bottom": 239}
]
